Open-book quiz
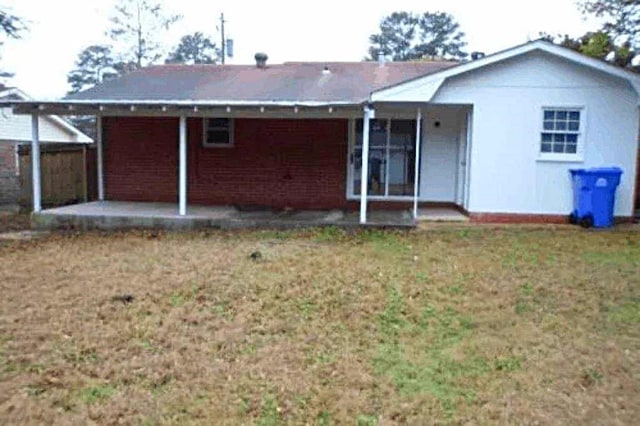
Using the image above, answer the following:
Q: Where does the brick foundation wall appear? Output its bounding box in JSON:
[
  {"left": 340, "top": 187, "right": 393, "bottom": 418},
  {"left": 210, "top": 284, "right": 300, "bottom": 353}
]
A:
[
  {"left": 103, "top": 117, "right": 349, "bottom": 209},
  {"left": 0, "top": 142, "right": 19, "bottom": 205},
  {"left": 468, "top": 212, "right": 633, "bottom": 224},
  {"left": 469, "top": 213, "right": 568, "bottom": 224}
]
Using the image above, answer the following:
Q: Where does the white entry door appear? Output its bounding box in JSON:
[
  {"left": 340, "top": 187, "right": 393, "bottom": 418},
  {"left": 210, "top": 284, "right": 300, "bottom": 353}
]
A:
[{"left": 456, "top": 110, "right": 472, "bottom": 209}]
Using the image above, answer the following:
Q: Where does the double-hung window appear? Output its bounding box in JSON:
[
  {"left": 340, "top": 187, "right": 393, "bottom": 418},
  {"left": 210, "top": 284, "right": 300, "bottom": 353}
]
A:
[
  {"left": 203, "top": 118, "right": 234, "bottom": 147},
  {"left": 540, "top": 108, "right": 582, "bottom": 160}
]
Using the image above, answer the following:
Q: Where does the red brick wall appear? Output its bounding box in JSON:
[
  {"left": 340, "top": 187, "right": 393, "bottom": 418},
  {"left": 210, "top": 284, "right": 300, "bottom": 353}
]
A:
[
  {"left": 104, "top": 117, "right": 178, "bottom": 202},
  {"left": 0, "top": 142, "right": 19, "bottom": 205},
  {"left": 103, "top": 117, "right": 349, "bottom": 209},
  {"left": 0, "top": 142, "right": 17, "bottom": 174}
]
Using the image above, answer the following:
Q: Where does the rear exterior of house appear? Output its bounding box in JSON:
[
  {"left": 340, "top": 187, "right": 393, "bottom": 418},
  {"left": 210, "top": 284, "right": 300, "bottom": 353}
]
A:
[{"left": 5, "top": 41, "right": 640, "bottom": 225}]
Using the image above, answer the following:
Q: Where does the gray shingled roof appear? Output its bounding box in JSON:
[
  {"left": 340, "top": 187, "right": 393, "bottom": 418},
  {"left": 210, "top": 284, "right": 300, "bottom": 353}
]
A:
[{"left": 66, "top": 61, "right": 457, "bottom": 104}]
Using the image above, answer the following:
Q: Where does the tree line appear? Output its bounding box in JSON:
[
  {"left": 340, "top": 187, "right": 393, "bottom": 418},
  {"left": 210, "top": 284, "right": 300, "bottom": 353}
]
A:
[
  {"left": 0, "top": 9, "right": 27, "bottom": 79},
  {"left": 0, "top": 0, "right": 638, "bottom": 95},
  {"left": 367, "top": 0, "right": 638, "bottom": 68},
  {"left": 67, "top": 0, "right": 220, "bottom": 95}
]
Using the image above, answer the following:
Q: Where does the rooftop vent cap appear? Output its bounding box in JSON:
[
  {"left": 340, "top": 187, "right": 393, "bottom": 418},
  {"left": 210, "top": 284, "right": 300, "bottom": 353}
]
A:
[
  {"left": 255, "top": 52, "right": 268, "bottom": 68},
  {"left": 378, "top": 52, "right": 385, "bottom": 66},
  {"left": 471, "top": 51, "right": 486, "bottom": 60},
  {"left": 322, "top": 65, "right": 331, "bottom": 75}
]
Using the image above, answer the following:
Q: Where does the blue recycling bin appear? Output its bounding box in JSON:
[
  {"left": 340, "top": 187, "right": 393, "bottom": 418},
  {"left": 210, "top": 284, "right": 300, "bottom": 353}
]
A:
[{"left": 569, "top": 167, "right": 623, "bottom": 228}]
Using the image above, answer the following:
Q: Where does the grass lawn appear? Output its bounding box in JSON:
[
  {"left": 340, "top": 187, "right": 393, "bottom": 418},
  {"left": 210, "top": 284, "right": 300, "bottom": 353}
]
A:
[{"left": 0, "top": 225, "right": 639, "bottom": 424}]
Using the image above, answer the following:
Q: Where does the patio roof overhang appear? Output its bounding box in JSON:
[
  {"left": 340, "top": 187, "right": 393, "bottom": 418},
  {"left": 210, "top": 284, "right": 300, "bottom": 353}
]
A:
[
  {"left": 9, "top": 96, "right": 432, "bottom": 225},
  {"left": 0, "top": 99, "right": 366, "bottom": 117}
]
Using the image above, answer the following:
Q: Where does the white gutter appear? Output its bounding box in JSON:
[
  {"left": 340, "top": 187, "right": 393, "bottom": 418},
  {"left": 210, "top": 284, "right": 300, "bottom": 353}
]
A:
[{"left": 2, "top": 99, "right": 363, "bottom": 107}]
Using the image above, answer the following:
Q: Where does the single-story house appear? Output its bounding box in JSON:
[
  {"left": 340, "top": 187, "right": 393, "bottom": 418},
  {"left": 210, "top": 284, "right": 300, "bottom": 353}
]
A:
[
  {"left": 0, "top": 86, "right": 92, "bottom": 209},
  {"left": 3, "top": 40, "right": 640, "bottom": 225}
]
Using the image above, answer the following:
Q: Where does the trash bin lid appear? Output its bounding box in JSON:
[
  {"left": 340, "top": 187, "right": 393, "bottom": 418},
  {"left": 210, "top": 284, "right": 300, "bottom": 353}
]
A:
[
  {"left": 587, "top": 167, "right": 623, "bottom": 175},
  {"left": 570, "top": 167, "right": 623, "bottom": 176}
]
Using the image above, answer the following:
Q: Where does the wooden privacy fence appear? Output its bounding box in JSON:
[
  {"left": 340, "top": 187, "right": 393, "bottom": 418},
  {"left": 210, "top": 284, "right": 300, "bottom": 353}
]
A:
[{"left": 18, "top": 144, "right": 97, "bottom": 208}]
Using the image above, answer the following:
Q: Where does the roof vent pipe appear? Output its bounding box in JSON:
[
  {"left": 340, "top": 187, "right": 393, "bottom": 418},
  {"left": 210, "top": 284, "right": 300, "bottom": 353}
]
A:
[
  {"left": 378, "top": 52, "right": 385, "bottom": 66},
  {"left": 471, "top": 51, "right": 486, "bottom": 60},
  {"left": 255, "top": 52, "right": 268, "bottom": 68}
]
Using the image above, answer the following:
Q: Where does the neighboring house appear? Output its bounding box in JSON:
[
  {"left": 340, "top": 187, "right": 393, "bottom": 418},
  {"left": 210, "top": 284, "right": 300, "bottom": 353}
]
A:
[
  {"left": 0, "top": 86, "right": 92, "bottom": 208},
  {"left": 4, "top": 40, "right": 640, "bottom": 223}
]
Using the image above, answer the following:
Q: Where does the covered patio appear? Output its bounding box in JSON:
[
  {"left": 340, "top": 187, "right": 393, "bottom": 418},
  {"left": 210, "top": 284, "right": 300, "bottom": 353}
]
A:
[
  {"left": 11, "top": 99, "right": 471, "bottom": 229},
  {"left": 4, "top": 54, "right": 474, "bottom": 230}
]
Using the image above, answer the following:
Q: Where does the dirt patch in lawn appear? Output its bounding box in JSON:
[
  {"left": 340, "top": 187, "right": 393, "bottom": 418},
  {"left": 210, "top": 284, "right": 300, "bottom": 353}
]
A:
[
  {"left": 0, "top": 212, "right": 30, "bottom": 233},
  {"left": 0, "top": 227, "right": 639, "bottom": 424}
]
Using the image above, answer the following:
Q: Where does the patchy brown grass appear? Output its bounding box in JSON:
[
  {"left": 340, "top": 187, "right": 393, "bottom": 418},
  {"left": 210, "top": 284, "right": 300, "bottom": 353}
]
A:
[
  {"left": 0, "top": 212, "right": 31, "bottom": 233},
  {"left": 0, "top": 226, "right": 639, "bottom": 424}
]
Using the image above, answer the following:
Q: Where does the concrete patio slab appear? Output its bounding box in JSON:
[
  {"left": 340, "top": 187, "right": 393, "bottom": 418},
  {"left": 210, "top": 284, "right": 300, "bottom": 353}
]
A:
[
  {"left": 0, "top": 230, "right": 49, "bottom": 241},
  {"left": 32, "top": 201, "right": 415, "bottom": 230}
]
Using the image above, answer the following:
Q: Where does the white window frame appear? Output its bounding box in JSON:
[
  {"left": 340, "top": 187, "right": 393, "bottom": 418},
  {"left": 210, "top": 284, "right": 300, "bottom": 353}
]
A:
[
  {"left": 538, "top": 106, "right": 585, "bottom": 163},
  {"left": 347, "top": 117, "right": 419, "bottom": 200},
  {"left": 202, "top": 117, "right": 234, "bottom": 148}
]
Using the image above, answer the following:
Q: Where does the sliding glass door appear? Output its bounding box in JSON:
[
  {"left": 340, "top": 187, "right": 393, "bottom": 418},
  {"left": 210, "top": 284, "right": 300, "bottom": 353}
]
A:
[{"left": 352, "top": 118, "right": 417, "bottom": 197}]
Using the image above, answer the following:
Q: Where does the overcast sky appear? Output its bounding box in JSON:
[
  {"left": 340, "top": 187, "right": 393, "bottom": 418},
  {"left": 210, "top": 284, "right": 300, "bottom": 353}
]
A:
[{"left": 1, "top": 0, "right": 598, "bottom": 99}]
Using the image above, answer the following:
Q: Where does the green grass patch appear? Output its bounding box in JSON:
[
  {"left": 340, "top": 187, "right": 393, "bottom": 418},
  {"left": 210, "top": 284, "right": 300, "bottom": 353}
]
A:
[
  {"left": 583, "top": 247, "right": 640, "bottom": 266},
  {"left": 314, "top": 226, "right": 346, "bottom": 242},
  {"left": 607, "top": 299, "right": 640, "bottom": 324},
  {"left": 316, "top": 410, "right": 332, "bottom": 425},
  {"left": 494, "top": 356, "right": 523, "bottom": 372},
  {"left": 299, "top": 298, "right": 316, "bottom": 321},
  {"left": 81, "top": 384, "right": 116, "bottom": 404},
  {"left": 211, "top": 300, "right": 235, "bottom": 319},
  {"left": 170, "top": 292, "right": 185, "bottom": 307},
  {"left": 358, "top": 230, "right": 410, "bottom": 254},
  {"left": 0, "top": 338, "right": 14, "bottom": 377},
  {"left": 582, "top": 368, "right": 604, "bottom": 387},
  {"left": 169, "top": 284, "right": 202, "bottom": 308},
  {"left": 255, "top": 229, "right": 297, "bottom": 240},
  {"left": 256, "top": 394, "right": 280, "bottom": 426},
  {"left": 356, "top": 414, "right": 378, "bottom": 426},
  {"left": 414, "top": 271, "right": 431, "bottom": 284},
  {"left": 139, "top": 339, "right": 162, "bottom": 354},
  {"left": 373, "top": 287, "right": 489, "bottom": 416},
  {"left": 515, "top": 282, "right": 539, "bottom": 315}
]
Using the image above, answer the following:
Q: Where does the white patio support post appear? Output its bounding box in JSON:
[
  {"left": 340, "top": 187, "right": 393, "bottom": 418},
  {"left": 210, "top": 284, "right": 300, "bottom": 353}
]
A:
[
  {"left": 359, "top": 106, "right": 373, "bottom": 224},
  {"left": 96, "top": 115, "right": 104, "bottom": 201},
  {"left": 413, "top": 108, "right": 422, "bottom": 219},
  {"left": 31, "top": 114, "right": 41, "bottom": 213},
  {"left": 178, "top": 115, "right": 188, "bottom": 216}
]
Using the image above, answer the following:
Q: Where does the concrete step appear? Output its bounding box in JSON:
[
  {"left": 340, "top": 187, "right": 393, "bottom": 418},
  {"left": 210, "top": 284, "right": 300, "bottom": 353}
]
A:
[{"left": 418, "top": 208, "right": 469, "bottom": 222}]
